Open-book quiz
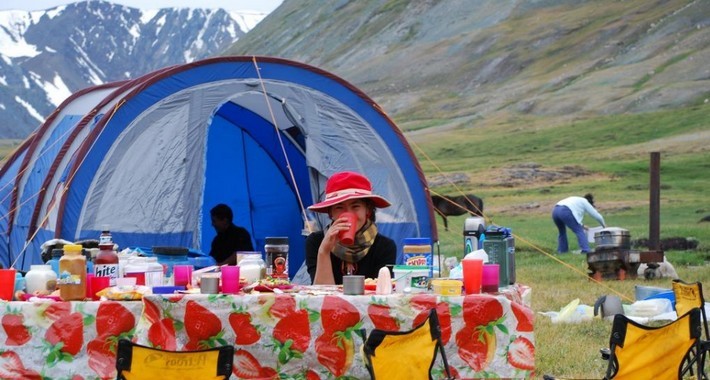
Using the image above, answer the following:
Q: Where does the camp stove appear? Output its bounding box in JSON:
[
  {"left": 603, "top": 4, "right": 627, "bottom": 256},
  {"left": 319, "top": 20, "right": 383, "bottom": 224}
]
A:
[{"left": 586, "top": 227, "right": 664, "bottom": 281}]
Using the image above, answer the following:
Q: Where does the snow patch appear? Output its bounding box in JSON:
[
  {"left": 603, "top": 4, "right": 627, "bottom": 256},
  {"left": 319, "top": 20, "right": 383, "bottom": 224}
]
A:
[{"left": 15, "top": 96, "right": 44, "bottom": 122}]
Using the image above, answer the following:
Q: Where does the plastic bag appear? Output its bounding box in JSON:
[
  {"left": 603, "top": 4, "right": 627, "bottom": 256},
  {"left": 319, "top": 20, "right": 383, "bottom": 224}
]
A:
[{"left": 540, "top": 298, "right": 594, "bottom": 324}]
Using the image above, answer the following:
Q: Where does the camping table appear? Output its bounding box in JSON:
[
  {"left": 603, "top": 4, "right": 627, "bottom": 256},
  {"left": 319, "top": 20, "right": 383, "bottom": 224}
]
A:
[{"left": 0, "top": 285, "right": 533, "bottom": 379}]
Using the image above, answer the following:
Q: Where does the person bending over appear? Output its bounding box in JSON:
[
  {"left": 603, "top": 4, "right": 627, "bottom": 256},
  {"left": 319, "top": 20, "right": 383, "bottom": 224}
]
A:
[
  {"left": 552, "top": 193, "right": 606, "bottom": 254},
  {"left": 306, "top": 171, "right": 396, "bottom": 285}
]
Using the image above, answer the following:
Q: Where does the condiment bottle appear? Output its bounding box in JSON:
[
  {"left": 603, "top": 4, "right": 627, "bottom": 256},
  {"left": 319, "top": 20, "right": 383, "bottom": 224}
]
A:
[
  {"left": 58, "top": 244, "right": 87, "bottom": 301},
  {"left": 376, "top": 266, "right": 392, "bottom": 295},
  {"left": 47, "top": 248, "right": 63, "bottom": 277},
  {"left": 94, "top": 244, "right": 119, "bottom": 286}
]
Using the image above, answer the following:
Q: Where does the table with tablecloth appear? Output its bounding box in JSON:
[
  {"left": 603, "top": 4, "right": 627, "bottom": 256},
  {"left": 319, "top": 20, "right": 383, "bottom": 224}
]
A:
[{"left": 0, "top": 284, "right": 533, "bottom": 379}]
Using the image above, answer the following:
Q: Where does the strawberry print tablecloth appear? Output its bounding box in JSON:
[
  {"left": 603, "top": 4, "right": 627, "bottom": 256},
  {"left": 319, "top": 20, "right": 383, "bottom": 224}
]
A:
[{"left": 0, "top": 285, "right": 534, "bottom": 379}]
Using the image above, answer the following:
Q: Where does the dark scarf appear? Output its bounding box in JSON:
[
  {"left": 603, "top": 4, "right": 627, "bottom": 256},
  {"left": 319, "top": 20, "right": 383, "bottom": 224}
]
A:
[{"left": 331, "top": 220, "right": 378, "bottom": 274}]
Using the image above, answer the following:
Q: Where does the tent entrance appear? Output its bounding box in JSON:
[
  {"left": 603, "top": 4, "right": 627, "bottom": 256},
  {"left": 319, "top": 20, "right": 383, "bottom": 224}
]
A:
[{"left": 203, "top": 101, "right": 309, "bottom": 276}]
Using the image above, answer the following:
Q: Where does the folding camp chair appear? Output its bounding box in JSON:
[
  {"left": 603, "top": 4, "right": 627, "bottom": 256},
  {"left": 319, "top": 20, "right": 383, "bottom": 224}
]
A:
[
  {"left": 362, "top": 308, "right": 453, "bottom": 380},
  {"left": 672, "top": 279, "right": 710, "bottom": 379},
  {"left": 115, "top": 339, "right": 234, "bottom": 380},
  {"left": 603, "top": 308, "right": 702, "bottom": 380}
]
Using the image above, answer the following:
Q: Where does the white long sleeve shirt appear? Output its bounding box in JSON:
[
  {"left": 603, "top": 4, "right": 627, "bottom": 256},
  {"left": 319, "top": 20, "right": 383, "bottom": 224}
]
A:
[{"left": 556, "top": 196, "right": 606, "bottom": 227}]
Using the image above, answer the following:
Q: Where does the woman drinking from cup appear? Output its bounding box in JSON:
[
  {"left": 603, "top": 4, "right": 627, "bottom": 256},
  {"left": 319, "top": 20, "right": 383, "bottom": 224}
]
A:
[{"left": 305, "top": 171, "right": 396, "bottom": 285}]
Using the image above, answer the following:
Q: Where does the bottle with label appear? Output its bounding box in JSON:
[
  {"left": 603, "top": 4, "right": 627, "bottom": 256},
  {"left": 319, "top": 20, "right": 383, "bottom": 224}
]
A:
[
  {"left": 94, "top": 244, "right": 119, "bottom": 286},
  {"left": 58, "top": 244, "right": 86, "bottom": 301}
]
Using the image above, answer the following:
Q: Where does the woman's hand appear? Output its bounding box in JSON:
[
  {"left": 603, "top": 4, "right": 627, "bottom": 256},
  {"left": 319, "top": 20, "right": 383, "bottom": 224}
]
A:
[{"left": 320, "top": 215, "right": 352, "bottom": 252}]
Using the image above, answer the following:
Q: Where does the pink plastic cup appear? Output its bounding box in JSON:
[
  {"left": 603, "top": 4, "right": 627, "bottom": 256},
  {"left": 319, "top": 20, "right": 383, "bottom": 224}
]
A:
[
  {"left": 90, "top": 276, "right": 110, "bottom": 300},
  {"left": 461, "top": 259, "right": 483, "bottom": 295},
  {"left": 173, "top": 264, "right": 193, "bottom": 287},
  {"left": 482, "top": 263, "right": 500, "bottom": 293},
  {"left": 0, "top": 269, "right": 16, "bottom": 301},
  {"left": 221, "top": 265, "right": 240, "bottom": 294},
  {"left": 338, "top": 212, "right": 358, "bottom": 245}
]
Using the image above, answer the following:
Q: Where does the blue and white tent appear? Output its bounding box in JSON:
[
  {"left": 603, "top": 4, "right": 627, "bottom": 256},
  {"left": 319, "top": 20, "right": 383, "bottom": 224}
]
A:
[{"left": 0, "top": 56, "right": 437, "bottom": 276}]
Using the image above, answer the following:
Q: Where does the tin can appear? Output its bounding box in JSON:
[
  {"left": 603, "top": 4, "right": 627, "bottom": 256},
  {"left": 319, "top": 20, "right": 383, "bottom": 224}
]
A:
[{"left": 264, "top": 237, "right": 289, "bottom": 279}]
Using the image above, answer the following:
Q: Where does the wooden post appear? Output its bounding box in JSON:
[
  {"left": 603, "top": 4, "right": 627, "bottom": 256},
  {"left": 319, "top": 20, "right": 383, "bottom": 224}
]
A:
[{"left": 649, "top": 152, "right": 660, "bottom": 251}]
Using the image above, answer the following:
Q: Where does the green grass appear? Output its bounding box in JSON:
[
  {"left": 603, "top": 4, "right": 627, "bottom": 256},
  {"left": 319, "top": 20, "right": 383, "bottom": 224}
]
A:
[{"left": 407, "top": 104, "right": 710, "bottom": 378}]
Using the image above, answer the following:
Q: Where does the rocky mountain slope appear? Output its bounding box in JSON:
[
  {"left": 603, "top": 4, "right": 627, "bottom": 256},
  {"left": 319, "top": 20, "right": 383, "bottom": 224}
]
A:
[
  {"left": 0, "top": 0, "right": 264, "bottom": 138},
  {"left": 226, "top": 0, "right": 709, "bottom": 131}
]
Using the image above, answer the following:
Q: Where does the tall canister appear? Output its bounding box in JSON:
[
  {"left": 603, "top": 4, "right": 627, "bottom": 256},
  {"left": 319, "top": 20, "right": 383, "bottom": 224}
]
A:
[
  {"left": 264, "top": 237, "right": 289, "bottom": 279},
  {"left": 464, "top": 217, "right": 486, "bottom": 255},
  {"left": 403, "top": 238, "right": 433, "bottom": 277},
  {"left": 482, "top": 229, "right": 515, "bottom": 287}
]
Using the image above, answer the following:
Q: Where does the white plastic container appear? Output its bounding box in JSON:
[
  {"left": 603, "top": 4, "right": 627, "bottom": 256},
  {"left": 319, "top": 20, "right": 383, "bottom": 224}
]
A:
[
  {"left": 124, "top": 257, "right": 148, "bottom": 286},
  {"left": 25, "top": 264, "right": 58, "bottom": 294},
  {"left": 393, "top": 265, "right": 430, "bottom": 293},
  {"left": 144, "top": 257, "right": 164, "bottom": 287}
]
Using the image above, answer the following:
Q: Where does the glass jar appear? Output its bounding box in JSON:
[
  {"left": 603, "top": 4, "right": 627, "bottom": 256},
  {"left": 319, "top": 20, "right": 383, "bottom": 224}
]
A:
[
  {"left": 239, "top": 253, "right": 266, "bottom": 285},
  {"left": 264, "top": 237, "right": 289, "bottom": 279}
]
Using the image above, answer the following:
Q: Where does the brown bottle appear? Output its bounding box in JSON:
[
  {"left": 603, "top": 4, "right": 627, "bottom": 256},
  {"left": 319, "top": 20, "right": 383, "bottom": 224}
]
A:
[
  {"left": 58, "top": 244, "right": 87, "bottom": 301},
  {"left": 94, "top": 244, "right": 119, "bottom": 286}
]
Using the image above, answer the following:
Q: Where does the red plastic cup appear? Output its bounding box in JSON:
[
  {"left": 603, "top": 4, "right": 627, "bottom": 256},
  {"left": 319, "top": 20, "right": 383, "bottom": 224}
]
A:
[
  {"left": 221, "top": 265, "right": 240, "bottom": 294},
  {"left": 482, "top": 263, "right": 500, "bottom": 293},
  {"left": 90, "top": 276, "right": 110, "bottom": 300},
  {"left": 461, "top": 259, "right": 483, "bottom": 295},
  {"left": 338, "top": 212, "right": 358, "bottom": 245},
  {"left": 0, "top": 268, "right": 16, "bottom": 301}
]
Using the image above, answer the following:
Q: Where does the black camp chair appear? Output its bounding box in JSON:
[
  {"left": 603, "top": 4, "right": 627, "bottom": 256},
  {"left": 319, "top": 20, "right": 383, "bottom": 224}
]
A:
[{"left": 362, "top": 308, "right": 453, "bottom": 380}]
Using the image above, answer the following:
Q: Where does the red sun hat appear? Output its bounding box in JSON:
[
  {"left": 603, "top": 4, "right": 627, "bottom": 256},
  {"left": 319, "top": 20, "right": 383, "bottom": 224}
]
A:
[{"left": 308, "top": 171, "right": 391, "bottom": 213}]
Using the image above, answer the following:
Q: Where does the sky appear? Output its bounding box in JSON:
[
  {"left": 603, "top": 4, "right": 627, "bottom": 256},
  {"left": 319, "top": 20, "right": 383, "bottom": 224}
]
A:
[{"left": 0, "top": 0, "right": 283, "bottom": 13}]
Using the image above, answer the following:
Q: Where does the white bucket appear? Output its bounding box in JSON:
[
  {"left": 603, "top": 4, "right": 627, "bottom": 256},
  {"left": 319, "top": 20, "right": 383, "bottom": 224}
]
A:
[{"left": 393, "top": 265, "right": 430, "bottom": 293}]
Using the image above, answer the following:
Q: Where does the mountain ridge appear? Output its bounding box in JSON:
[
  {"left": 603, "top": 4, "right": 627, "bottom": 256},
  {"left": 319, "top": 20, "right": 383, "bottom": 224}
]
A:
[
  {"left": 226, "top": 0, "right": 709, "bottom": 131},
  {"left": 0, "top": 0, "right": 265, "bottom": 138}
]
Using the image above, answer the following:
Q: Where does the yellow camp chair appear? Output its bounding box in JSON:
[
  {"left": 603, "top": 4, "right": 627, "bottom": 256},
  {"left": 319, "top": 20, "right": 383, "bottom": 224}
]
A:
[
  {"left": 603, "top": 308, "right": 702, "bottom": 380},
  {"left": 115, "top": 339, "right": 234, "bottom": 380},
  {"left": 362, "top": 308, "right": 453, "bottom": 380},
  {"left": 672, "top": 279, "right": 709, "bottom": 379}
]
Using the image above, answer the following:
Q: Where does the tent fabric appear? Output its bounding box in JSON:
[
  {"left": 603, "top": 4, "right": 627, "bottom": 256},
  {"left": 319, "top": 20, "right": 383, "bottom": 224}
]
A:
[{"left": 0, "top": 56, "right": 437, "bottom": 274}]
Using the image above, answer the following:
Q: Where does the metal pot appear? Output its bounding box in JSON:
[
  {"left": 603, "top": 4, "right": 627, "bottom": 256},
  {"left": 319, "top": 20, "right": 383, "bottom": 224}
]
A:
[{"left": 594, "top": 227, "right": 630, "bottom": 249}]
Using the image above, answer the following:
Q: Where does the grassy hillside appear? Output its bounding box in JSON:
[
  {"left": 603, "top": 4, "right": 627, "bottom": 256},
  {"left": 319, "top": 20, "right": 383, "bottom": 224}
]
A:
[{"left": 412, "top": 105, "right": 709, "bottom": 378}]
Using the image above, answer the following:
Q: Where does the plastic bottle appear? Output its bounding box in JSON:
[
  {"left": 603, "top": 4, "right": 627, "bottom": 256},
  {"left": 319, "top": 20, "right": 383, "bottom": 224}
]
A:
[
  {"left": 83, "top": 249, "right": 94, "bottom": 274},
  {"left": 58, "top": 244, "right": 86, "bottom": 301},
  {"left": 94, "top": 244, "right": 119, "bottom": 286},
  {"left": 47, "top": 248, "right": 63, "bottom": 277},
  {"left": 25, "top": 264, "right": 58, "bottom": 294}
]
